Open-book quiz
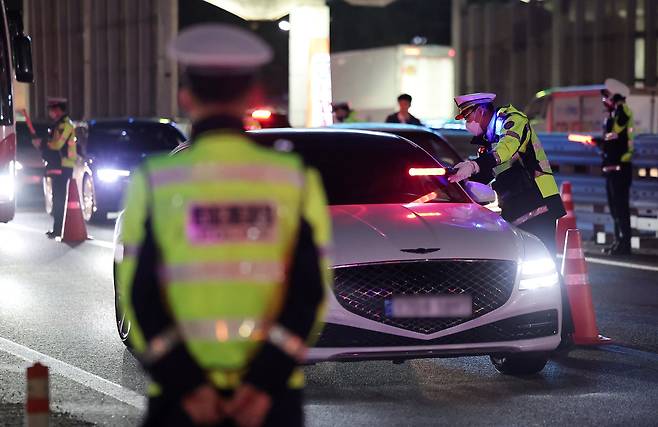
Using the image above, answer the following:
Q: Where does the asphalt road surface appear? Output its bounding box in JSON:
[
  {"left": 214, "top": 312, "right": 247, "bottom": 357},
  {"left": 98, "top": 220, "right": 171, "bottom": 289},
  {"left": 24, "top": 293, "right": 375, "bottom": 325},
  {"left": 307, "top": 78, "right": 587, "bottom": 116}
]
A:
[{"left": 1, "top": 190, "right": 657, "bottom": 426}]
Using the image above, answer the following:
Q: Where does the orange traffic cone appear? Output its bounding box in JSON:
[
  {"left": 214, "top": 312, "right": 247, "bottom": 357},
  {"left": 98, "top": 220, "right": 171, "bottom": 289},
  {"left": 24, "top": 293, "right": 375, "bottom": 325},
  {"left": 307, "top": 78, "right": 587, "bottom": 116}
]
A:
[
  {"left": 556, "top": 181, "right": 577, "bottom": 255},
  {"left": 26, "top": 362, "right": 49, "bottom": 426},
  {"left": 561, "top": 228, "right": 612, "bottom": 346},
  {"left": 59, "top": 178, "right": 89, "bottom": 242}
]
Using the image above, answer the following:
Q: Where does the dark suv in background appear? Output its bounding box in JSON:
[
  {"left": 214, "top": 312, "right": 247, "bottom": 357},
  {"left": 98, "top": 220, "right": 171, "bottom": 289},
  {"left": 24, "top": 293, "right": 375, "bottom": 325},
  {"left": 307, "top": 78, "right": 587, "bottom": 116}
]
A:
[{"left": 40, "top": 118, "right": 186, "bottom": 221}]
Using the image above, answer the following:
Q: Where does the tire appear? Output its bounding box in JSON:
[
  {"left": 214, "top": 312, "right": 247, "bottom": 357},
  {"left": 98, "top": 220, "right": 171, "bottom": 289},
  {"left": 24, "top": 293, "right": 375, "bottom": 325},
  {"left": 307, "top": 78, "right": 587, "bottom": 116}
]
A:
[
  {"left": 82, "top": 174, "right": 104, "bottom": 222},
  {"left": 490, "top": 353, "right": 548, "bottom": 375},
  {"left": 113, "top": 263, "right": 132, "bottom": 348},
  {"left": 43, "top": 177, "right": 53, "bottom": 215}
]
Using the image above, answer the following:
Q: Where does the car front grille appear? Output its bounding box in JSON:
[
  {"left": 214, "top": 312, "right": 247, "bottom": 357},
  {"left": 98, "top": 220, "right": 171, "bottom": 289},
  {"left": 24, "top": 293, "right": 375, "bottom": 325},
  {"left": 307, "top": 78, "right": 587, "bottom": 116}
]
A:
[
  {"left": 333, "top": 259, "right": 517, "bottom": 335},
  {"left": 315, "top": 310, "right": 559, "bottom": 348}
]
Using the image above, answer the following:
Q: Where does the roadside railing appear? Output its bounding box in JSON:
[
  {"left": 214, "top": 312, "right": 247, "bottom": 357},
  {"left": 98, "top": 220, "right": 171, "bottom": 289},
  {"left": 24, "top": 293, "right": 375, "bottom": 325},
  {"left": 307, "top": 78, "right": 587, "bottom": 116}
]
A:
[{"left": 540, "top": 132, "right": 658, "bottom": 243}]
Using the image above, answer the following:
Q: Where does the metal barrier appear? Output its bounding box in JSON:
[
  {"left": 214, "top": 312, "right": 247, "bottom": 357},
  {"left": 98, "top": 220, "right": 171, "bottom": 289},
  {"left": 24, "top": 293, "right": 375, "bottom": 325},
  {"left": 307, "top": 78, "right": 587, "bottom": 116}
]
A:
[{"left": 540, "top": 132, "right": 658, "bottom": 240}]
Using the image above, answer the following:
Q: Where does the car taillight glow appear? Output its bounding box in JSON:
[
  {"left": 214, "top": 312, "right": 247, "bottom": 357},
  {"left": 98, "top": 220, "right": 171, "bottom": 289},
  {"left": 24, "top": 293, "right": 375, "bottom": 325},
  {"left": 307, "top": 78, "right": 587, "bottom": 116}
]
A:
[
  {"left": 252, "top": 109, "right": 272, "bottom": 120},
  {"left": 408, "top": 168, "right": 446, "bottom": 176}
]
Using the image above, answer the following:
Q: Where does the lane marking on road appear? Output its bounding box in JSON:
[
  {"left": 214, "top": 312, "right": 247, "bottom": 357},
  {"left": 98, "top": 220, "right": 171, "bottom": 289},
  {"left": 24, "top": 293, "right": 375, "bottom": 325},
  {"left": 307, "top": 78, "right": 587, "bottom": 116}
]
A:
[
  {"left": 0, "top": 336, "right": 146, "bottom": 410},
  {"left": 601, "top": 345, "right": 658, "bottom": 364},
  {"left": 2, "top": 222, "right": 114, "bottom": 250},
  {"left": 557, "top": 254, "right": 658, "bottom": 272}
]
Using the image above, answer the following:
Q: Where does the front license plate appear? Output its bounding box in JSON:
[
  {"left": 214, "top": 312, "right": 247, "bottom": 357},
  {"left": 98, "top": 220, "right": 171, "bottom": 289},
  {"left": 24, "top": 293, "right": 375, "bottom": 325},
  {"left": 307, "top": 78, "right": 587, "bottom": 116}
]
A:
[{"left": 385, "top": 295, "right": 472, "bottom": 318}]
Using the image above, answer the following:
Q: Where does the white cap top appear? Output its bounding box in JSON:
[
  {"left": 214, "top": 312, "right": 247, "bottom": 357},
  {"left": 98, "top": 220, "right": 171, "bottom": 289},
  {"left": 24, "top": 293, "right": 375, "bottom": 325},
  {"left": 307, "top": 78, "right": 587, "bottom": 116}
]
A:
[
  {"left": 168, "top": 24, "right": 273, "bottom": 74},
  {"left": 604, "top": 78, "right": 630, "bottom": 98},
  {"left": 47, "top": 97, "right": 68, "bottom": 107},
  {"left": 454, "top": 93, "right": 496, "bottom": 119}
]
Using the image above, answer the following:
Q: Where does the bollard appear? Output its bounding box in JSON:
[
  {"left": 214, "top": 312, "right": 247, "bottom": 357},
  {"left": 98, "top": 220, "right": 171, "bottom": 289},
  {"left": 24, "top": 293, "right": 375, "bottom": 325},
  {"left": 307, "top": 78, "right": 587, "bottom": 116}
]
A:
[{"left": 26, "top": 362, "right": 49, "bottom": 427}]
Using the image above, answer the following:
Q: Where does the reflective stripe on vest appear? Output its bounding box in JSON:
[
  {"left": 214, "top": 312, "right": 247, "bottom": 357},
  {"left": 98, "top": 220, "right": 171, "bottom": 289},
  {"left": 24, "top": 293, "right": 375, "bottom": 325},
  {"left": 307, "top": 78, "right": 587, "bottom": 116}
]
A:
[
  {"left": 150, "top": 164, "right": 305, "bottom": 188},
  {"left": 179, "top": 318, "right": 265, "bottom": 342},
  {"left": 163, "top": 261, "right": 285, "bottom": 284}
]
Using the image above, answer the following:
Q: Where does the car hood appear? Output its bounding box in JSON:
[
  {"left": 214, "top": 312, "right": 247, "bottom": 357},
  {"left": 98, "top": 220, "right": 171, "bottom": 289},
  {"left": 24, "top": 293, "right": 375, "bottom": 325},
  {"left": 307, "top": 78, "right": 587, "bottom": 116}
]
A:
[{"left": 330, "top": 203, "right": 521, "bottom": 265}]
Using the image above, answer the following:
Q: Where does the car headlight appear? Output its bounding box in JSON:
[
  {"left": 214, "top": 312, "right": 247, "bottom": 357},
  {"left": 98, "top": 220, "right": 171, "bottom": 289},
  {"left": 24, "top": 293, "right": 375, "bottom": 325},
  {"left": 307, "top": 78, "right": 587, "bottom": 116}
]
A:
[
  {"left": 519, "top": 257, "right": 559, "bottom": 290},
  {"left": 97, "top": 168, "right": 130, "bottom": 183}
]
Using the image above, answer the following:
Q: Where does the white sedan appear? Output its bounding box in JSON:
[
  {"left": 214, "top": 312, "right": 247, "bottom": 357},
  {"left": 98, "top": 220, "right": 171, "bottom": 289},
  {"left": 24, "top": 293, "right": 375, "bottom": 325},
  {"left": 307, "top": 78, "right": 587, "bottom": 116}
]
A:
[{"left": 114, "top": 129, "right": 562, "bottom": 375}]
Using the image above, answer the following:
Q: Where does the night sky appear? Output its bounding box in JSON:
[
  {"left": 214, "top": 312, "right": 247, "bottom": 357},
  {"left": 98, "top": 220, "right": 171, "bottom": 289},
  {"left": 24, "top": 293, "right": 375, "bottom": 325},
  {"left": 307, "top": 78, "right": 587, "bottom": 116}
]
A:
[{"left": 180, "top": 0, "right": 452, "bottom": 100}]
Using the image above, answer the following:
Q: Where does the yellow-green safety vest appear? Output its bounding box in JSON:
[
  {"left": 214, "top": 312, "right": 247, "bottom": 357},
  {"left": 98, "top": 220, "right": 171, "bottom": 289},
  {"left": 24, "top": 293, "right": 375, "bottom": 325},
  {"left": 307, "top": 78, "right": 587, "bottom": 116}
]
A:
[
  {"left": 117, "top": 131, "right": 332, "bottom": 393},
  {"left": 48, "top": 116, "right": 77, "bottom": 168}
]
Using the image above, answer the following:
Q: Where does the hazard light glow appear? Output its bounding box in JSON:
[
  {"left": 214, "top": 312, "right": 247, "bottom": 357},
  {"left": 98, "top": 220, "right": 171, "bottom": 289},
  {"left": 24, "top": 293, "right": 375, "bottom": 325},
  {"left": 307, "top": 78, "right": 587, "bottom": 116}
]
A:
[{"left": 408, "top": 168, "right": 446, "bottom": 176}]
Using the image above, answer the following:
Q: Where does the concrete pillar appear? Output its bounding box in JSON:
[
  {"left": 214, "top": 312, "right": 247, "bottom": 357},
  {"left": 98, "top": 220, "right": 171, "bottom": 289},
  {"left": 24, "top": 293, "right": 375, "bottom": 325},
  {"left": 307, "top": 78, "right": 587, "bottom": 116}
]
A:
[
  {"left": 592, "top": 0, "right": 604, "bottom": 84},
  {"left": 451, "top": 0, "right": 464, "bottom": 105},
  {"left": 155, "top": 0, "right": 178, "bottom": 118},
  {"left": 526, "top": 2, "right": 536, "bottom": 101},
  {"left": 573, "top": 0, "right": 584, "bottom": 84},
  {"left": 646, "top": 0, "right": 657, "bottom": 87},
  {"left": 625, "top": 0, "right": 637, "bottom": 84},
  {"left": 483, "top": 2, "right": 494, "bottom": 91},
  {"left": 289, "top": 1, "right": 331, "bottom": 127},
  {"left": 82, "top": 0, "right": 92, "bottom": 119}
]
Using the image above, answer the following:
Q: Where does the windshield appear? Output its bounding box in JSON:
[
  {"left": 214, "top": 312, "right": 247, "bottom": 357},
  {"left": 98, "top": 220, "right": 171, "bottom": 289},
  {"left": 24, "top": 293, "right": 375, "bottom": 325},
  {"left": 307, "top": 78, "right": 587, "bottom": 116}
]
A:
[
  {"left": 87, "top": 122, "right": 184, "bottom": 155},
  {"left": 390, "top": 130, "right": 462, "bottom": 167},
  {"left": 250, "top": 131, "right": 470, "bottom": 205}
]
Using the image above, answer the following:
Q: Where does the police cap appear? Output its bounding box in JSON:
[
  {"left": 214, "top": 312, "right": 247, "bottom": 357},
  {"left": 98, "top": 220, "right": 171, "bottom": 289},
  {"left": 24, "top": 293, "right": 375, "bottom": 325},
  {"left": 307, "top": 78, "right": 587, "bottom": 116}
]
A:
[
  {"left": 47, "top": 97, "right": 67, "bottom": 110},
  {"left": 168, "top": 24, "right": 273, "bottom": 76},
  {"left": 454, "top": 93, "right": 496, "bottom": 120},
  {"left": 603, "top": 78, "right": 630, "bottom": 99}
]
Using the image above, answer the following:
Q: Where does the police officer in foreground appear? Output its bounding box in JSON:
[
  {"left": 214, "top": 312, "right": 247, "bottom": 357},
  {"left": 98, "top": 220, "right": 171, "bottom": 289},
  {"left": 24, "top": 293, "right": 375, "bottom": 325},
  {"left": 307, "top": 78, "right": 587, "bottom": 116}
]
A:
[
  {"left": 599, "top": 78, "right": 634, "bottom": 255},
  {"left": 37, "top": 97, "right": 76, "bottom": 238},
  {"left": 448, "top": 93, "right": 574, "bottom": 345},
  {"left": 116, "top": 24, "right": 331, "bottom": 427}
]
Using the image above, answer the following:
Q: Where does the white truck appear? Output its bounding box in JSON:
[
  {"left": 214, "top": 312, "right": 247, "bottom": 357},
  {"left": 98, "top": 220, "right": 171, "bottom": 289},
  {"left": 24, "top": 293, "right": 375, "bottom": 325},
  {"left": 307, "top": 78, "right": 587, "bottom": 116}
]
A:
[
  {"left": 526, "top": 84, "right": 658, "bottom": 134},
  {"left": 330, "top": 45, "right": 455, "bottom": 123}
]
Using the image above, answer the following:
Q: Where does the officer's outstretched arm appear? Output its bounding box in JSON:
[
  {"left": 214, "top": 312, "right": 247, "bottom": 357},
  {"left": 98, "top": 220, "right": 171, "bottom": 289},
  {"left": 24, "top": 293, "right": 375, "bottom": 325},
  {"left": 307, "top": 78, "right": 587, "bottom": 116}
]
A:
[
  {"left": 243, "top": 167, "right": 332, "bottom": 394},
  {"left": 474, "top": 115, "right": 526, "bottom": 171},
  {"left": 47, "top": 122, "right": 73, "bottom": 151},
  {"left": 116, "top": 167, "right": 207, "bottom": 399}
]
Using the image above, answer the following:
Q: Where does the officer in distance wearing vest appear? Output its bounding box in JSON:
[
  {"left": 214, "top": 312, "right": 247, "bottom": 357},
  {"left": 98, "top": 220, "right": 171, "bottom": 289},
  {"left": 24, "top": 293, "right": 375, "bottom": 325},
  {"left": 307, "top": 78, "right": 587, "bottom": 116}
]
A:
[
  {"left": 116, "top": 24, "right": 332, "bottom": 427},
  {"left": 599, "top": 78, "right": 634, "bottom": 255},
  {"left": 37, "top": 97, "right": 77, "bottom": 239},
  {"left": 448, "top": 93, "right": 574, "bottom": 348}
]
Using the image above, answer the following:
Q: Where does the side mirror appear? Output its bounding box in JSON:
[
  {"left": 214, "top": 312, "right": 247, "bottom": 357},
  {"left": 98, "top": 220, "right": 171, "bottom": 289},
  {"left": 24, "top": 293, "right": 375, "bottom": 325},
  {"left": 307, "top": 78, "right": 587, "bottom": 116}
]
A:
[
  {"left": 463, "top": 180, "right": 496, "bottom": 205},
  {"left": 14, "top": 34, "right": 33, "bottom": 83}
]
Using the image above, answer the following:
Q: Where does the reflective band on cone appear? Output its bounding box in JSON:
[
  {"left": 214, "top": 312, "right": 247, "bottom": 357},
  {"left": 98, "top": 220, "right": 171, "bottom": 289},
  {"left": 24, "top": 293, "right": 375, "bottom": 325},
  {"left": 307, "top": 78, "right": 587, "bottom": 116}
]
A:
[
  {"left": 565, "top": 248, "right": 585, "bottom": 259},
  {"left": 564, "top": 273, "right": 589, "bottom": 285},
  {"left": 556, "top": 181, "right": 577, "bottom": 255},
  {"left": 26, "top": 362, "right": 49, "bottom": 427}
]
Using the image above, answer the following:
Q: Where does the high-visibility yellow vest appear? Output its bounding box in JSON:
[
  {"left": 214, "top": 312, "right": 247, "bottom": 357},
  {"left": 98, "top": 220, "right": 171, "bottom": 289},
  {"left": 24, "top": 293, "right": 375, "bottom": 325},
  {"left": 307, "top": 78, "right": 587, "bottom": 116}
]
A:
[
  {"left": 487, "top": 105, "right": 564, "bottom": 224},
  {"left": 47, "top": 115, "right": 77, "bottom": 168},
  {"left": 117, "top": 131, "right": 332, "bottom": 393}
]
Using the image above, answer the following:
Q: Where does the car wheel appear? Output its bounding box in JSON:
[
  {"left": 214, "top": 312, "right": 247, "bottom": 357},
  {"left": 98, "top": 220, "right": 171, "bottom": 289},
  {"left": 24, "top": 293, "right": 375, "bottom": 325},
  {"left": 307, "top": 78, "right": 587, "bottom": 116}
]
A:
[
  {"left": 113, "top": 264, "right": 132, "bottom": 348},
  {"left": 43, "top": 177, "right": 53, "bottom": 215},
  {"left": 82, "top": 174, "right": 101, "bottom": 222},
  {"left": 490, "top": 353, "right": 548, "bottom": 375}
]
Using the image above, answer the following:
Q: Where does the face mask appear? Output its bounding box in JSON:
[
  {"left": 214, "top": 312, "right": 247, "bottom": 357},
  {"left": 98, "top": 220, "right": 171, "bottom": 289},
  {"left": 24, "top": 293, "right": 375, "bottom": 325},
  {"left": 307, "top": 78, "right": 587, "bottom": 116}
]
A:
[{"left": 466, "top": 120, "right": 484, "bottom": 136}]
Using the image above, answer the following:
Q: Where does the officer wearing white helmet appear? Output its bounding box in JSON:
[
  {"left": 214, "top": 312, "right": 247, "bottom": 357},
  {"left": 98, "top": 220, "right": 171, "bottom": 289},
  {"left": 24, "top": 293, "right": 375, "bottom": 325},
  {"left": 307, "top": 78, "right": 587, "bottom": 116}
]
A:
[
  {"left": 116, "top": 24, "right": 332, "bottom": 426},
  {"left": 599, "top": 78, "right": 634, "bottom": 255},
  {"left": 449, "top": 92, "right": 574, "bottom": 348}
]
